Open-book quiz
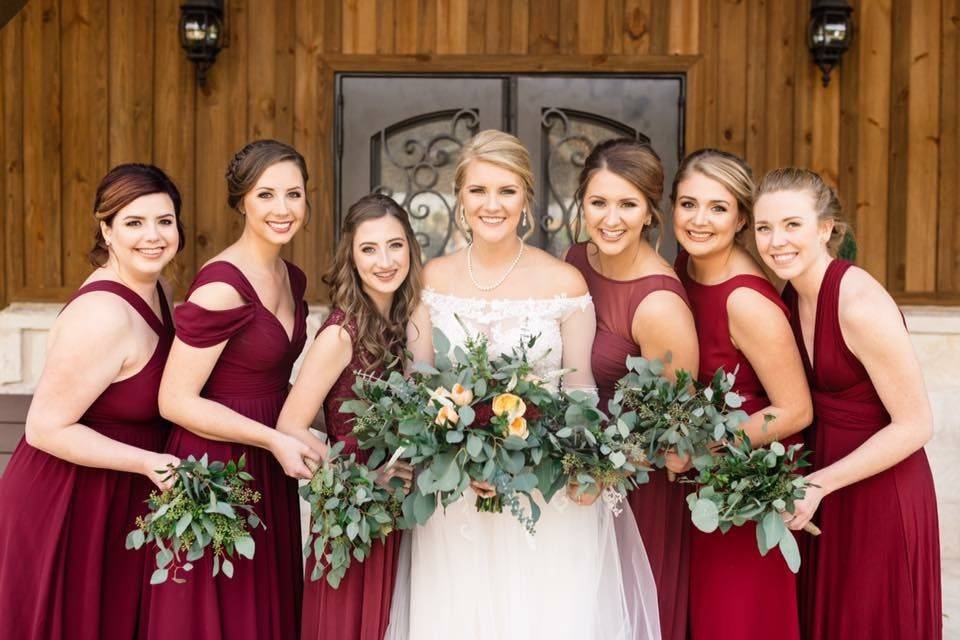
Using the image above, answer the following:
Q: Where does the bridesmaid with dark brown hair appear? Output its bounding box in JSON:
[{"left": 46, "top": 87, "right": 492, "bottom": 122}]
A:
[
  {"left": 564, "top": 137, "right": 699, "bottom": 640},
  {"left": 142, "top": 140, "right": 322, "bottom": 640},
  {"left": 278, "top": 193, "right": 421, "bottom": 640},
  {"left": 0, "top": 164, "right": 183, "bottom": 640},
  {"left": 672, "top": 149, "right": 812, "bottom": 640},
  {"left": 754, "top": 168, "right": 941, "bottom": 640}
]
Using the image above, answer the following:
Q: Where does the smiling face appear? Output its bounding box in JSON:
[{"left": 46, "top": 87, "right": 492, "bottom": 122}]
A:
[
  {"left": 582, "top": 169, "right": 651, "bottom": 257},
  {"left": 459, "top": 159, "right": 526, "bottom": 246},
  {"left": 672, "top": 171, "right": 745, "bottom": 258},
  {"left": 352, "top": 214, "right": 412, "bottom": 300},
  {"left": 101, "top": 192, "right": 179, "bottom": 277},
  {"left": 753, "top": 189, "right": 833, "bottom": 280},
  {"left": 240, "top": 160, "right": 306, "bottom": 246}
]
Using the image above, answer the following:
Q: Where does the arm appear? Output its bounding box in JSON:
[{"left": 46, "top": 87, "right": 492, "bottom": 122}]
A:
[
  {"left": 158, "top": 283, "right": 319, "bottom": 479},
  {"left": 633, "top": 290, "right": 701, "bottom": 473},
  {"left": 276, "top": 324, "right": 353, "bottom": 455},
  {"left": 728, "top": 287, "right": 813, "bottom": 445},
  {"left": 25, "top": 295, "right": 179, "bottom": 490},
  {"left": 632, "top": 290, "right": 699, "bottom": 382},
  {"left": 405, "top": 301, "right": 434, "bottom": 373},
  {"left": 786, "top": 271, "right": 933, "bottom": 530},
  {"left": 559, "top": 269, "right": 597, "bottom": 392}
]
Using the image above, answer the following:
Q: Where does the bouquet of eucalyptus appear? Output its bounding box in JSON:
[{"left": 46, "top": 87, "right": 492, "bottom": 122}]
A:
[
  {"left": 126, "top": 454, "right": 264, "bottom": 584},
  {"left": 685, "top": 432, "right": 820, "bottom": 572},
  {"left": 345, "top": 325, "right": 565, "bottom": 535},
  {"left": 616, "top": 356, "right": 749, "bottom": 472},
  {"left": 545, "top": 391, "right": 652, "bottom": 513},
  {"left": 300, "top": 441, "right": 405, "bottom": 588}
]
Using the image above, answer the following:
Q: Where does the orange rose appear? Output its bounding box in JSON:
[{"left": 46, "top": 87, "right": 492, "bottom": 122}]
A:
[
  {"left": 492, "top": 393, "right": 526, "bottom": 420},
  {"left": 449, "top": 383, "right": 474, "bottom": 407},
  {"left": 435, "top": 404, "right": 460, "bottom": 427},
  {"left": 507, "top": 416, "right": 529, "bottom": 439}
]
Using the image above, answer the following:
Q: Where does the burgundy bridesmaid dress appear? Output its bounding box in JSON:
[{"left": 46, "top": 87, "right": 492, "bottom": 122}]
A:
[
  {"left": 141, "top": 261, "right": 307, "bottom": 640},
  {"left": 566, "top": 242, "right": 693, "bottom": 640},
  {"left": 677, "top": 251, "right": 802, "bottom": 640},
  {"left": 0, "top": 281, "right": 173, "bottom": 640},
  {"left": 301, "top": 309, "right": 401, "bottom": 640},
  {"left": 783, "top": 259, "right": 941, "bottom": 640}
]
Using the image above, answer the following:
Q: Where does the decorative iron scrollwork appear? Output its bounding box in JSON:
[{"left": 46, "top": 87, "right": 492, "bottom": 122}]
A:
[
  {"left": 540, "top": 107, "right": 647, "bottom": 254},
  {"left": 371, "top": 108, "right": 479, "bottom": 257}
]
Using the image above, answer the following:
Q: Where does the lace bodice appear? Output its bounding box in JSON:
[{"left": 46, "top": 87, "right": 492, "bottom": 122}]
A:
[{"left": 421, "top": 288, "right": 596, "bottom": 389}]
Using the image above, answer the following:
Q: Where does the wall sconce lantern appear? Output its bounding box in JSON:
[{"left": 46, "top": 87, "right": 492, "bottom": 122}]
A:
[
  {"left": 808, "top": 0, "right": 853, "bottom": 87},
  {"left": 179, "top": 0, "right": 224, "bottom": 86}
]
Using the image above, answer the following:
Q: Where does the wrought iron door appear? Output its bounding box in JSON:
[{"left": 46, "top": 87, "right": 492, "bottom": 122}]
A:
[{"left": 337, "top": 74, "right": 683, "bottom": 259}]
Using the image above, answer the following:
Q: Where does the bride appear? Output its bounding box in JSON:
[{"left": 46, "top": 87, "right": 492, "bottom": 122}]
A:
[{"left": 386, "top": 130, "right": 661, "bottom": 639}]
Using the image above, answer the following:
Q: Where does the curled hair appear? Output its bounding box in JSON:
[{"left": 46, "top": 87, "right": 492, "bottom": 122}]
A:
[
  {"left": 573, "top": 138, "right": 665, "bottom": 251},
  {"left": 89, "top": 163, "right": 184, "bottom": 267},
  {"left": 671, "top": 148, "right": 755, "bottom": 243},
  {"left": 453, "top": 130, "right": 536, "bottom": 240},
  {"left": 225, "top": 139, "right": 310, "bottom": 222},
  {"left": 756, "top": 168, "right": 851, "bottom": 256},
  {"left": 322, "top": 194, "right": 423, "bottom": 372}
]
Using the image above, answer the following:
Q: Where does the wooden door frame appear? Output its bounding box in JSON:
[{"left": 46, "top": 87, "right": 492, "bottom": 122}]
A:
[{"left": 312, "top": 54, "right": 706, "bottom": 290}]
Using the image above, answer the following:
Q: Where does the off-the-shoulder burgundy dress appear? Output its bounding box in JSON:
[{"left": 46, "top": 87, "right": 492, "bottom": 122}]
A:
[
  {"left": 141, "top": 261, "right": 307, "bottom": 640},
  {"left": 0, "top": 281, "right": 173, "bottom": 640},
  {"left": 300, "top": 309, "right": 402, "bottom": 640},
  {"left": 566, "top": 242, "right": 693, "bottom": 640},
  {"left": 784, "top": 259, "right": 941, "bottom": 640},
  {"left": 677, "top": 251, "right": 802, "bottom": 640}
]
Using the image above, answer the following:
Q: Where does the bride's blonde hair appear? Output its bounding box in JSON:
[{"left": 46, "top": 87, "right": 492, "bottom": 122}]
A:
[{"left": 453, "top": 130, "right": 536, "bottom": 240}]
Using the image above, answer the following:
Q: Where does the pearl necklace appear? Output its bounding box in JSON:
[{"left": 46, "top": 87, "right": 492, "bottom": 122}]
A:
[{"left": 466, "top": 240, "right": 525, "bottom": 292}]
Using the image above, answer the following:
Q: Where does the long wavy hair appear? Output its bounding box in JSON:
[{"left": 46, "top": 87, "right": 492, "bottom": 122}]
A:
[{"left": 323, "top": 194, "right": 423, "bottom": 371}]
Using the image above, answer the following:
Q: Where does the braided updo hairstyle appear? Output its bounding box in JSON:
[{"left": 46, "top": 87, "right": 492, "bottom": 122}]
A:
[{"left": 225, "top": 139, "right": 310, "bottom": 221}]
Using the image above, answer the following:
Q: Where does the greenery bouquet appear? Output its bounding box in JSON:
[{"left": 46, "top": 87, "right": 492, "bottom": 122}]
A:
[
  {"left": 616, "top": 356, "right": 750, "bottom": 472},
  {"left": 685, "top": 432, "right": 821, "bottom": 572},
  {"left": 344, "top": 324, "right": 566, "bottom": 535},
  {"left": 300, "top": 440, "right": 405, "bottom": 588},
  {"left": 126, "top": 454, "right": 263, "bottom": 584},
  {"left": 545, "top": 389, "right": 652, "bottom": 513}
]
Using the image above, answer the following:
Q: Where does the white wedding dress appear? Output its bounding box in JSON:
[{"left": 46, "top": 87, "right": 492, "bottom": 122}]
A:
[{"left": 385, "top": 288, "right": 661, "bottom": 640}]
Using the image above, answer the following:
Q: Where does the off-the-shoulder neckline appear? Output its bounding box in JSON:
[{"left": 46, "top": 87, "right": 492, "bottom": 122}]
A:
[{"left": 422, "top": 287, "right": 592, "bottom": 305}]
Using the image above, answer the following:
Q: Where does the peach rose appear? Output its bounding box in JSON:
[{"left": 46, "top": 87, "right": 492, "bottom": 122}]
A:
[
  {"left": 428, "top": 386, "right": 453, "bottom": 407},
  {"left": 507, "top": 416, "right": 529, "bottom": 440},
  {"left": 449, "top": 383, "right": 474, "bottom": 407},
  {"left": 492, "top": 393, "right": 526, "bottom": 420},
  {"left": 435, "top": 404, "right": 459, "bottom": 427}
]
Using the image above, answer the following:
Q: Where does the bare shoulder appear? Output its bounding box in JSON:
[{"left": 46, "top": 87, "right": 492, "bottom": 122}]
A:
[
  {"left": 838, "top": 265, "right": 901, "bottom": 332},
  {"left": 635, "top": 288, "right": 691, "bottom": 322},
  {"left": 726, "top": 284, "right": 785, "bottom": 327},
  {"left": 186, "top": 281, "right": 246, "bottom": 311},
  {"left": 53, "top": 292, "right": 133, "bottom": 350},
  {"left": 524, "top": 246, "right": 588, "bottom": 297},
  {"left": 421, "top": 249, "right": 465, "bottom": 292}
]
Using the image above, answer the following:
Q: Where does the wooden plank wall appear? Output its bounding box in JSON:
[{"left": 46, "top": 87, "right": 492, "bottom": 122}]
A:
[{"left": 0, "top": 0, "right": 957, "bottom": 305}]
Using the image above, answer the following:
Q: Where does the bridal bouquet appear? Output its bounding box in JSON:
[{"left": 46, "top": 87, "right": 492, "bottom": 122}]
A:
[
  {"left": 300, "top": 441, "right": 405, "bottom": 588},
  {"left": 345, "top": 325, "right": 565, "bottom": 535},
  {"left": 545, "top": 391, "right": 652, "bottom": 513},
  {"left": 126, "top": 454, "right": 264, "bottom": 584},
  {"left": 615, "top": 356, "right": 750, "bottom": 472},
  {"left": 685, "top": 432, "right": 819, "bottom": 572}
]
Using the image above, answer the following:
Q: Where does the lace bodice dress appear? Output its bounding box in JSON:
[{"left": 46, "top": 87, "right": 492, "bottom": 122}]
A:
[{"left": 386, "top": 289, "right": 660, "bottom": 640}]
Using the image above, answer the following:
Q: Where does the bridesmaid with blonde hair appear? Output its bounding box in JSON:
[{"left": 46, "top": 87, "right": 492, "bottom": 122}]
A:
[
  {"left": 672, "top": 149, "right": 812, "bottom": 640},
  {"left": 754, "top": 168, "right": 941, "bottom": 640}
]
